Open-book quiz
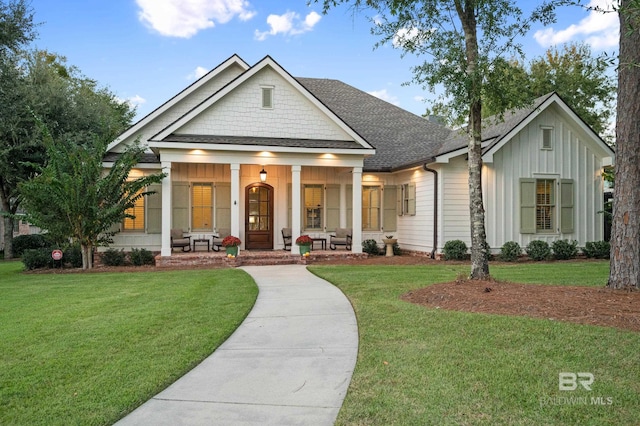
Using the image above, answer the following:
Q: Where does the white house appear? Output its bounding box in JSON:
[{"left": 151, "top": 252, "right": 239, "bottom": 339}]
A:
[{"left": 105, "top": 54, "right": 615, "bottom": 257}]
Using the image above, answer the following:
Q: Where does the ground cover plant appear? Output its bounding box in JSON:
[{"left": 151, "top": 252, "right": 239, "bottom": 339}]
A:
[
  {"left": 309, "top": 261, "right": 640, "bottom": 425},
  {"left": 0, "top": 261, "right": 257, "bottom": 425}
]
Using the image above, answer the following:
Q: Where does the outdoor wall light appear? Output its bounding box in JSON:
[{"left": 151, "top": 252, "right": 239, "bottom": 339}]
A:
[{"left": 259, "top": 168, "right": 267, "bottom": 182}]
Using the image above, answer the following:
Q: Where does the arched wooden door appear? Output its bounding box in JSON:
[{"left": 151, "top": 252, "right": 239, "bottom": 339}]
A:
[{"left": 245, "top": 183, "right": 273, "bottom": 250}]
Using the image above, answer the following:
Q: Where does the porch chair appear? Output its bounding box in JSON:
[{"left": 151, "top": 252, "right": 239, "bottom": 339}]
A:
[
  {"left": 330, "top": 228, "right": 352, "bottom": 250},
  {"left": 212, "top": 229, "right": 231, "bottom": 252},
  {"left": 170, "top": 228, "right": 191, "bottom": 252},
  {"left": 281, "top": 227, "right": 292, "bottom": 250}
]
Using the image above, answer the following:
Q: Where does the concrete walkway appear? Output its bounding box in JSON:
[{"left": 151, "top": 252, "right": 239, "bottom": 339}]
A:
[{"left": 116, "top": 265, "right": 358, "bottom": 426}]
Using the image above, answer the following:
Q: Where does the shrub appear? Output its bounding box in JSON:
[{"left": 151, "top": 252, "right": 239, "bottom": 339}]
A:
[
  {"left": 551, "top": 239, "right": 578, "bottom": 260},
  {"left": 130, "top": 248, "right": 155, "bottom": 266},
  {"left": 393, "top": 242, "right": 401, "bottom": 256},
  {"left": 362, "top": 239, "right": 381, "bottom": 255},
  {"left": 102, "top": 248, "right": 127, "bottom": 266},
  {"left": 63, "top": 244, "right": 83, "bottom": 268},
  {"left": 526, "top": 240, "right": 551, "bottom": 261},
  {"left": 12, "top": 234, "right": 49, "bottom": 257},
  {"left": 500, "top": 241, "right": 522, "bottom": 262},
  {"left": 583, "top": 241, "right": 610, "bottom": 259},
  {"left": 443, "top": 240, "right": 468, "bottom": 261},
  {"left": 22, "top": 248, "right": 53, "bottom": 270}
]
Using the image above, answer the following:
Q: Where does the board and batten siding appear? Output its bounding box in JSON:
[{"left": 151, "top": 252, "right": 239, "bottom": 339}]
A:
[
  {"left": 484, "top": 105, "right": 607, "bottom": 248},
  {"left": 395, "top": 169, "right": 436, "bottom": 253},
  {"left": 440, "top": 157, "right": 472, "bottom": 248}
]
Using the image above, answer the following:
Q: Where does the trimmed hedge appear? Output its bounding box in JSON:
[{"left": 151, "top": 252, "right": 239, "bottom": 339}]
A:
[
  {"left": 130, "top": 248, "right": 155, "bottom": 266},
  {"left": 526, "top": 240, "right": 551, "bottom": 261},
  {"left": 583, "top": 241, "right": 610, "bottom": 259},
  {"left": 500, "top": 241, "right": 522, "bottom": 262},
  {"left": 102, "top": 248, "right": 127, "bottom": 266},
  {"left": 12, "top": 234, "right": 49, "bottom": 257},
  {"left": 443, "top": 240, "right": 468, "bottom": 261},
  {"left": 551, "top": 239, "right": 578, "bottom": 260},
  {"left": 362, "top": 239, "right": 381, "bottom": 256}
]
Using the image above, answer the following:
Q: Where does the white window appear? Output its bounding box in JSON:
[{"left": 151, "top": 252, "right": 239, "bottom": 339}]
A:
[
  {"left": 536, "top": 179, "right": 555, "bottom": 231},
  {"left": 261, "top": 86, "right": 274, "bottom": 109},
  {"left": 304, "top": 185, "right": 323, "bottom": 230},
  {"left": 123, "top": 190, "right": 145, "bottom": 231},
  {"left": 192, "top": 183, "right": 213, "bottom": 231},
  {"left": 362, "top": 186, "right": 381, "bottom": 231},
  {"left": 541, "top": 126, "right": 554, "bottom": 150}
]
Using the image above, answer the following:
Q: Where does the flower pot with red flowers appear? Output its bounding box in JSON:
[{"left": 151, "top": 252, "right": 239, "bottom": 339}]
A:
[
  {"left": 296, "top": 235, "right": 313, "bottom": 256},
  {"left": 221, "top": 235, "right": 241, "bottom": 257}
]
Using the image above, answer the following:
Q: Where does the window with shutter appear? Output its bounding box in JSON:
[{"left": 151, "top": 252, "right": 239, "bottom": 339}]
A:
[
  {"left": 304, "top": 184, "right": 323, "bottom": 230},
  {"left": 192, "top": 183, "right": 213, "bottom": 231},
  {"left": 362, "top": 186, "right": 381, "bottom": 231},
  {"left": 123, "top": 190, "right": 145, "bottom": 231}
]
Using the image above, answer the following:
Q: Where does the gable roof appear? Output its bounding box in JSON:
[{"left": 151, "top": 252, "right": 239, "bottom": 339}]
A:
[
  {"left": 107, "top": 54, "right": 250, "bottom": 152},
  {"left": 151, "top": 56, "right": 375, "bottom": 153},
  {"left": 434, "top": 92, "right": 614, "bottom": 163}
]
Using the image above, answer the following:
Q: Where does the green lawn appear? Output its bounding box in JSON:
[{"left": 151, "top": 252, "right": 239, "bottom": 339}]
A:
[
  {"left": 309, "top": 261, "right": 640, "bottom": 426},
  {"left": 0, "top": 261, "right": 258, "bottom": 425}
]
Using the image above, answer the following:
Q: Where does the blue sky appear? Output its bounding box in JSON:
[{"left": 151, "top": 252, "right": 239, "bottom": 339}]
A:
[{"left": 28, "top": 0, "right": 619, "bottom": 121}]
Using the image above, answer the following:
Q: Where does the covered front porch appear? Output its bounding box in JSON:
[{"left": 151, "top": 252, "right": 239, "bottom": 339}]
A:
[{"left": 155, "top": 148, "right": 372, "bottom": 257}]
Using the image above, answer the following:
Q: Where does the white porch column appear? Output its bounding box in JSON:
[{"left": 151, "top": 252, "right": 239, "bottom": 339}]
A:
[
  {"left": 230, "top": 163, "right": 241, "bottom": 251},
  {"left": 340, "top": 183, "right": 347, "bottom": 228},
  {"left": 291, "top": 165, "right": 302, "bottom": 254},
  {"left": 351, "top": 167, "right": 363, "bottom": 253},
  {"left": 160, "top": 161, "right": 172, "bottom": 256}
]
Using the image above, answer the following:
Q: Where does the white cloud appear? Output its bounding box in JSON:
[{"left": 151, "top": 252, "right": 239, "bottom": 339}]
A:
[
  {"left": 117, "top": 94, "right": 147, "bottom": 108},
  {"left": 136, "top": 0, "right": 256, "bottom": 38},
  {"left": 368, "top": 89, "right": 400, "bottom": 106},
  {"left": 533, "top": 0, "right": 619, "bottom": 50},
  {"left": 254, "top": 11, "right": 321, "bottom": 41},
  {"left": 414, "top": 95, "right": 425, "bottom": 102},
  {"left": 187, "top": 66, "right": 209, "bottom": 80}
]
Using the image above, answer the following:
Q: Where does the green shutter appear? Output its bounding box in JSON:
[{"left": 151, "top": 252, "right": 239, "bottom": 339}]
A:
[
  {"left": 326, "top": 184, "right": 340, "bottom": 232},
  {"left": 215, "top": 183, "right": 231, "bottom": 232},
  {"left": 146, "top": 183, "right": 162, "bottom": 234},
  {"left": 172, "top": 182, "right": 189, "bottom": 231},
  {"left": 346, "top": 185, "right": 353, "bottom": 228},
  {"left": 397, "top": 185, "right": 403, "bottom": 216},
  {"left": 408, "top": 183, "right": 416, "bottom": 216},
  {"left": 560, "top": 179, "right": 574, "bottom": 234},
  {"left": 383, "top": 185, "right": 397, "bottom": 232},
  {"left": 520, "top": 179, "right": 536, "bottom": 234}
]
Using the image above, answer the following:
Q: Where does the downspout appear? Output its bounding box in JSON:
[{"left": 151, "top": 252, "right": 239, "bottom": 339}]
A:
[{"left": 423, "top": 164, "right": 438, "bottom": 259}]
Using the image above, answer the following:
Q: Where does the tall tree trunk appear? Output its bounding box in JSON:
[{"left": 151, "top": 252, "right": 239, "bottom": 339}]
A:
[
  {"left": 609, "top": 0, "right": 640, "bottom": 289},
  {"left": 457, "top": 0, "right": 490, "bottom": 279},
  {"left": 2, "top": 216, "right": 14, "bottom": 259}
]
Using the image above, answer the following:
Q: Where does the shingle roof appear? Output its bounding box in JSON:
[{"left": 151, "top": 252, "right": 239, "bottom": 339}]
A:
[
  {"left": 296, "top": 78, "right": 451, "bottom": 172},
  {"left": 103, "top": 152, "right": 160, "bottom": 164},
  {"left": 438, "top": 93, "right": 555, "bottom": 157}
]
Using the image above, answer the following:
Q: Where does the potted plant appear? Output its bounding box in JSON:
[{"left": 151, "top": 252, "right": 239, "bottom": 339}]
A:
[
  {"left": 221, "top": 235, "right": 241, "bottom": 257},
  {"left": 296, "top": 235, "right": 313, "bottom": 256}
]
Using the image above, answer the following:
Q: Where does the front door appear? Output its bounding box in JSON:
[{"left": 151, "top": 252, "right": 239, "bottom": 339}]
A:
[{"left": 245, "top": 183, "right": 273, "bottom": 250}]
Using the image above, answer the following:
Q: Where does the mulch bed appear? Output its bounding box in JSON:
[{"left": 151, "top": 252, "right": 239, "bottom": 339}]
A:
[{"left": 401, "top": 277, "right": 640, "bottom": 333}]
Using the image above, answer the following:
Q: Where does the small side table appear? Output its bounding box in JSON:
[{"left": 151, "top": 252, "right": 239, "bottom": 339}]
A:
[
  {"left": 311, "top": 238, "right": 326, "bottom": 251},
  {"left": 193, "top": 238, "right": 210, "bottom": 252}
]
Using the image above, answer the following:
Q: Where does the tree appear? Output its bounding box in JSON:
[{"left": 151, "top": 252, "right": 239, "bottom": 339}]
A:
[
  {"left": 609, "top": 0, "right": 640, "bottom": 289},
  {"left": 0, "top": 0, "right": 37, "bottom": 259},
  {"left": 20, "top": 134, "right": 165, "bottom": 269},
  {"left": 0, "top": 49, "right": 135, "bottom": 259},
  {"left": 317, "top": 0, "right": 560, "bottom": 279}
]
